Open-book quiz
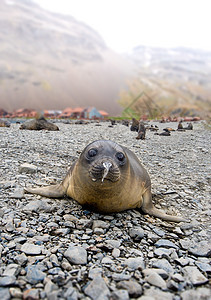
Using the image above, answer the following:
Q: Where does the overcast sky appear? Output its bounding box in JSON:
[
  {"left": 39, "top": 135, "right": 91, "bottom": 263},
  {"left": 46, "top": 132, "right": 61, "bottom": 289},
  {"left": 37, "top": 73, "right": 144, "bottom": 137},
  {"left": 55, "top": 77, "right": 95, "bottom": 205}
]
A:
[{"left": 33, "top": 0, "right": 211, "bottom": 53}]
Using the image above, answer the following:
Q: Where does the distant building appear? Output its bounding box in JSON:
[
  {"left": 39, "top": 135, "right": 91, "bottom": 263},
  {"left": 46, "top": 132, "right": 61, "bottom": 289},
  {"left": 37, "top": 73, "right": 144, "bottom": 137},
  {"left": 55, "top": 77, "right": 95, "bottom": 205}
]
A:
[
  {"left": 44, "top": 110, "right": 62, "bottom": 118},
  {"left": 0, "top": 108, "right": 8, "bottom": 117}
]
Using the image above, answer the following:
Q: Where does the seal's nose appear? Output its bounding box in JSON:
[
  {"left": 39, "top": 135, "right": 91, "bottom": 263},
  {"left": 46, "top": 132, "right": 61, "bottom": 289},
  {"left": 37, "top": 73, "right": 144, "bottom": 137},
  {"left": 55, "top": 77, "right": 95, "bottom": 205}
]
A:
[{"left": 102, "top": 162, "right": 112, "bottom": 182}]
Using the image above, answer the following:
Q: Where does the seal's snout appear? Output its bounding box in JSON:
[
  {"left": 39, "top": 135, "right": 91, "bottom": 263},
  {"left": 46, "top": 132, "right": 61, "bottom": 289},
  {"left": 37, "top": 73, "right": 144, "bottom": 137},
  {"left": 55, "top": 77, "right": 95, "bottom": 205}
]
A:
[
  {"left": 89, "top": 158, "right": 120, "bottom": 183},
  {"left": 102, "top": 161, "right": 112, "bottom": 182}
]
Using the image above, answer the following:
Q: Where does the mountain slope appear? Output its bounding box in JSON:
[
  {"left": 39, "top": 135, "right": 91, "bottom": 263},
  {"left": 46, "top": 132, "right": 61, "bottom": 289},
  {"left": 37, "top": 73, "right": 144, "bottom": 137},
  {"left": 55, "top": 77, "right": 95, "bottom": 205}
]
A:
[
  {"left": 0, "top": 0, "right": 134, "bottom": 115},
  {"left": 120, "top": 46, "right": 211, "bottom": 118}
]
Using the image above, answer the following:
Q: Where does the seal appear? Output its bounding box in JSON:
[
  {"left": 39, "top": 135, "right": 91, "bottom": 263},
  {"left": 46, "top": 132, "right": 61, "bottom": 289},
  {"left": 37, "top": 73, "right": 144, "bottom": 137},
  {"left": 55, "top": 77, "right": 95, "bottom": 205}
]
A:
[
  {"left": 20, "top": 116, "right": 59, "bottom": 131},
  {"left": 25, "top": 140, "right": 185, "bottom": 222},
  {"left": 136, "top": 121, "right": 146, "bottom": 140}
]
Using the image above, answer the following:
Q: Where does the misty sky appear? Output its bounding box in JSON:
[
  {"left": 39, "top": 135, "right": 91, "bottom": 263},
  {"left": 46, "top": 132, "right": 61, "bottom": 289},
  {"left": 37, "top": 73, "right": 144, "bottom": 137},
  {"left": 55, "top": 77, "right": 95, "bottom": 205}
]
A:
[{"left": 33, "top": 0, "right": 211, "bottom": 53}]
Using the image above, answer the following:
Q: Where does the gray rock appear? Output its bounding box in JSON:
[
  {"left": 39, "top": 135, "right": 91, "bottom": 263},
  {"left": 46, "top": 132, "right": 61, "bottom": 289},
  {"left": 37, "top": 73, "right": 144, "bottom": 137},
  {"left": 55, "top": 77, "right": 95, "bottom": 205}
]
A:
[
  {"left": 181, "top": 287, "right": 211, "bottom": 300},
  {"left": 23, "top": 288, "right": 40, "bottom": 300},
  {"left": 112, "top": 273, "right": 131, "bottom": 281},
  {"left": 9, "top": 287, "right": 23, "bottom": 298},
  {"left": 152, "top": 258, "right": 174, "bottom": 273},
  {"left": 10, "top": 188, "right": 25, "bottom": 199},
  {"left": 117, "top": 280, "right": 142, "bottom": 298},
  {"left": 88, "top": 268, "right": 102, "bottom": 279},
  {"left": 19, "top": 163, "right": 38, "bottom": 173},
  {"left": 129, "top": 227, "right": 145, "bottom": 241},
  {"left": 154, "top": 247, "right": 173, "bottom": 258},
  {"left": 143, "top": 268, "right": 169, "bottom": 280},
  {"left": 84, "top": 275, "right": 110, "bottom": 300},
  {"left": 21, "top": 242, "right": 43, "bottom": 255},
  {"left": 92, "top": 220, "right": 109, "bottom": 229},
  {"left": 145, "top": 272, "right": 167, "bottom": 289},
  {"left": 26, "top": 265, "right": 46, "bottom": 284},
  {"left": 101, "top": 256, "right": 113, "bottom": 264},
  {"left": 64, "top": 246, "right": 87, "bottom": 265},
  {"left": 111, "top": 289, "right": 129, "bottom": 300},
  {"left": 64, "top": 286, "right": 78, "bottom": 300},
  {"left": 105, "top": 239, "right": 121, "bottom": 249},
  {"left": 0, "top": 276, "right": 16, "bottom": 287},
  {"left": 183, "top": 266, "right": 208, "bottom": 285},
  {"left": 195, "top": 261, "right": 211, "bottom": 273},
  {"left": 3, "top": 264, "right": 20, "bottom": 277},
  {"left": 23, "top": 200, "right": 52, "bottom": 213},
  {"left": 0, "top": 288, "right": 10, "bottom": 300},
  {"left": 144, "top": 286, "right": 173, "bottom": 300},
  {"left": 189, "top": 241, "right": 211, "bottom": 257},
  {"left": 123, "top": 257, "right": 145, "bottom": 270},
  {"left": 155, "top": 239, "right": 178, "bottom": 249}
]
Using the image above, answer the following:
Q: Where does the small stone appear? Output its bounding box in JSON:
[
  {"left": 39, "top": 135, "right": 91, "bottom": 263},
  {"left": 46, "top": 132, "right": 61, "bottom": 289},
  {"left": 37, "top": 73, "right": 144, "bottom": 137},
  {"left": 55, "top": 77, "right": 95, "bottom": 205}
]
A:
[
  {"left": 105, "top": 239, "right": 121, "bottom": 249},
  {"left": 23, "top": 288, "right": 39, "bottom": 300},
  {"left": 181, "top": 287, "right": 211, "bottom": 300},
  {"left": 9, "top": 287, "right": 23, "bottom": 298},
  {"left": 142, "top": 268, "right": 169, "bottom": 280},
  {"left": 123, "top": 257, "right": 145, "bottom": 270},
  {"left": 19, "top": 163, "right": 38, "bottom": 173},
  {"left": 112, "top": 273, "right": 131, "bottom": 281},
  {"left": 84, "top": 275, "right": 110, "bottom": 299},
  {"left": 174, "top": 257, "right": 190, "bottom": 266},
  {"left": 23, "top": 200, "right": 52, "bottom": 213},
  {"left": 155, "top": 239, "right": 178, "bottom": 249},
  {"left": 189, "top": 241, "right": 211, "bottom": 257},
  {"left": 154, "top": 247, "right": 172, "bottom": 258},
  {"left": 195, "top": 261, "right": 211, "bottom": 273},
  {"left": 93, "top": 228, "right": 104, "bottom": 235},
  {"left": 64, "top": 286, "right": 78, "bottom": 300},
  {"left": 129, "top": 227, "right": 145, "bottom": 241},
  {"left": 172, "top": 273, "right": 184, "bottom": 282},
  {"left": 152, "top": 258, "right": 174, "bottom": 273},
  {"left": 0, "top": 288, "right": 10, "bottom": 300},
  {"left": 21, "top": 243, "right": 43, "bottom": 255},
  {"left": 144, "top": 286, "right": 173, "bottom": 300},
  {"left": 184, "top": 266, "right": 208, "bottom": 286},
  {"left": 3, "top": 264, "right": 20, "bottom": 277},
  {"left": 145, "top": 272, "right": 167, "bottom": 289},
  {"left": 26, "top": 265, "right": 46, "bottom": 284},
  {"left": 112, "top": 248, "right": 120, "bottom": 258},
  {"left": 92, "top": 220, "right": 109, "bottom": 229},
  {"left": 10, "top": 188, "right": 24, "bottom": 199},
  {"left": 0, "top": 276, "right": 16, "bottom": 287},
  {"left": 64, "top": 246, "right": 87, "bottom": 265},
  {"left": 111, "top": 289, "right": 130, "bottom": 300},
  {"left": 117, "top": 280, "right": 142, "bottom": 297},
  {"left": 88, "top": 268, "right": 102, "bottom": 279},
  {"left": 101, "top": 256, "right": 113, "bottom": 264}
]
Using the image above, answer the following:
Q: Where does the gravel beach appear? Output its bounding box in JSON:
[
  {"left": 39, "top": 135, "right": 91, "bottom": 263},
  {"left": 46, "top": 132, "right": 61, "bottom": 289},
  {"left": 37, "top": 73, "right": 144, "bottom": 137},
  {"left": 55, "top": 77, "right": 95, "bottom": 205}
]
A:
[{"left": 0, "top": 120, "right": 210, "bottom": 299}]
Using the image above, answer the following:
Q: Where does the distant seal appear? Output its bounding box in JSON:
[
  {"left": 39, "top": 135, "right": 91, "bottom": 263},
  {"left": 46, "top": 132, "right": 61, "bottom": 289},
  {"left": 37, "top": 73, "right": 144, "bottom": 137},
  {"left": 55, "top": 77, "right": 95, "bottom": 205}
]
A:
[
  {"left": 25, "top": 140, "right": 185, "bottom": 222},
  {"left": 0, "top": 119, "right": 10, "bottom": 127},
  {"left": 130, "top": 118, "right": 139, "bottom": 132},
  {"left": 20, "top": 116, "right": 59, "bottom": 131},
  {"left": 136, "top": 121, "right": 146, "bottom": 140}
]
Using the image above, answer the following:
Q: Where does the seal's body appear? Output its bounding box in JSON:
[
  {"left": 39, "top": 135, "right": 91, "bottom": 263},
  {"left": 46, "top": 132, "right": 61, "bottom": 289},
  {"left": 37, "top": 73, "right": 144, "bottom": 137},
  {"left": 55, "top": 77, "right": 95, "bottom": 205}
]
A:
[
  {"left": 20, "top": 116, "right": 59, "bottom": 131},
  {"left": 25, "top": 140, "right": 185, "bottom": 222}
]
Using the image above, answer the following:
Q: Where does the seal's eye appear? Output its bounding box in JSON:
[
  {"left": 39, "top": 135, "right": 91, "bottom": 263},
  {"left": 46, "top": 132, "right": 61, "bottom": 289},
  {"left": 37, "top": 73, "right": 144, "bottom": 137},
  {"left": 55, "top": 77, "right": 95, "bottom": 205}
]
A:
[
  {"left": 88, "top": 148, "right": 98, "bottom": 157},
  {"left": 116, "top": 152, "right": 125, "bottom": 161}
]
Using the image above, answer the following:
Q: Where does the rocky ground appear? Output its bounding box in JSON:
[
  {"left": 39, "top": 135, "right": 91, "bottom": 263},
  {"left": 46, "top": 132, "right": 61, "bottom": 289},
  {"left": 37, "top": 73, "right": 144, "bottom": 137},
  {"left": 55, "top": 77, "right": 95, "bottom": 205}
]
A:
[{"left": 0, "top": 120, "right": 210, "bottom": 300}]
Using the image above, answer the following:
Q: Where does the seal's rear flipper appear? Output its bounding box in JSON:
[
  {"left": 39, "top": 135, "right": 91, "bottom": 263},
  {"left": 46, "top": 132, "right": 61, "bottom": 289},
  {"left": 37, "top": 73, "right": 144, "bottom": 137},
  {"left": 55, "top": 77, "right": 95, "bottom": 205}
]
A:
[
  {"left": 141, "top": 189, "right": 188, "bottom": 223},
  {"left": 24, "top": 184, "right": 65, "bottom": 198}
]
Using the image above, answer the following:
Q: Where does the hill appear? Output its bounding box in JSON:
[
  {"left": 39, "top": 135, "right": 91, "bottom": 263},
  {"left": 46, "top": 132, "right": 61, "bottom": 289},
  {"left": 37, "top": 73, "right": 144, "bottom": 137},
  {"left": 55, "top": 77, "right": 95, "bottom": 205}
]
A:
[
  {"left": 0, "top": 0, "right": 134, "bottom": 115},
  {"left": 119, "top": 46, "right": 211, "bottom": 118}
]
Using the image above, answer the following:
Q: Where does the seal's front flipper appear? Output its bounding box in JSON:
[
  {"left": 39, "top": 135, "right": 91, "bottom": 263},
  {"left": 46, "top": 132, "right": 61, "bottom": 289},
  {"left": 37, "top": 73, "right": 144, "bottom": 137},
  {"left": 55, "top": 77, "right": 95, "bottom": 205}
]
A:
[
  {"left": 141, "top": 189, "right": 187, "bottom": 223},
  {"left": 24, "top": 183, "right": 65, "bottom": 198}
]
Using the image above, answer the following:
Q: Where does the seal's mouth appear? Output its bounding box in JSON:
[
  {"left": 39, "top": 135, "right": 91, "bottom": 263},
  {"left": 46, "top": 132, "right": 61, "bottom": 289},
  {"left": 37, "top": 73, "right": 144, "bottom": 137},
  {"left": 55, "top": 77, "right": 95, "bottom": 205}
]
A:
[{"left": 89, "top": 160, "right": 120, "bottom": 183}]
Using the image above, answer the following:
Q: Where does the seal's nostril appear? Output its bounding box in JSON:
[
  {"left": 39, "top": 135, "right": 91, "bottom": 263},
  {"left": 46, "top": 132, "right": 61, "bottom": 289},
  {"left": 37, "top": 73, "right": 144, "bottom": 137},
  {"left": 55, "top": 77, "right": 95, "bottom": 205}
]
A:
[{"left": 102, "top": 162, "right": 112, "bottom": 182}]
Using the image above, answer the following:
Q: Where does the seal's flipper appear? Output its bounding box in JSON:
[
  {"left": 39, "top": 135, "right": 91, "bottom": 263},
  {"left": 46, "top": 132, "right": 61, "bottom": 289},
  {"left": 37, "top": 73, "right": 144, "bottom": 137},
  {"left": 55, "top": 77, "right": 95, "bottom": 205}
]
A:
[
  {"left": 141, "top": 189, "right": 187, "bottom": 222},
  {"left": 24, "top": 183, "right": 65, "bottom": 198}
]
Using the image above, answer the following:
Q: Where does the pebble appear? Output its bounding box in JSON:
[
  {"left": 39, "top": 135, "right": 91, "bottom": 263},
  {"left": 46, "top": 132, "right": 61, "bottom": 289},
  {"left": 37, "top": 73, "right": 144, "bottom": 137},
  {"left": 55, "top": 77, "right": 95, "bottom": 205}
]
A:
[
  {"left": 84, "top": 275, "right": 110, "bottom": 299},
  {"left": 0, "top": 121, "right": 210, "bottom": 299},
  {"left": 64, "top": 246, "right": 87, "bottom": 265}
]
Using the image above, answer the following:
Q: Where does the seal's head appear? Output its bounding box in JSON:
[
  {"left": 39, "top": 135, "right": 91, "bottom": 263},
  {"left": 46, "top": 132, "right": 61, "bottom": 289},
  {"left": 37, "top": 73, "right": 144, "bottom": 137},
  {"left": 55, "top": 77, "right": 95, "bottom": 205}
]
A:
[{"left": 78, "top": 140, "right": 128, "bottom": 185}]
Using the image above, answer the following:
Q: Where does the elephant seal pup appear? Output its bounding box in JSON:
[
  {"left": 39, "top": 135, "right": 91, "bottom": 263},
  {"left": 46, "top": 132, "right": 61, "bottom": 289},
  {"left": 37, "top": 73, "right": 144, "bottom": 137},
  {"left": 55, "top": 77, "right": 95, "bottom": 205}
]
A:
[
  {"left": 25, "top": 140, "right": 185, "bottom": 222},
  {"left": 20, "top": 116, "right": 59, "bottom": 131}
]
